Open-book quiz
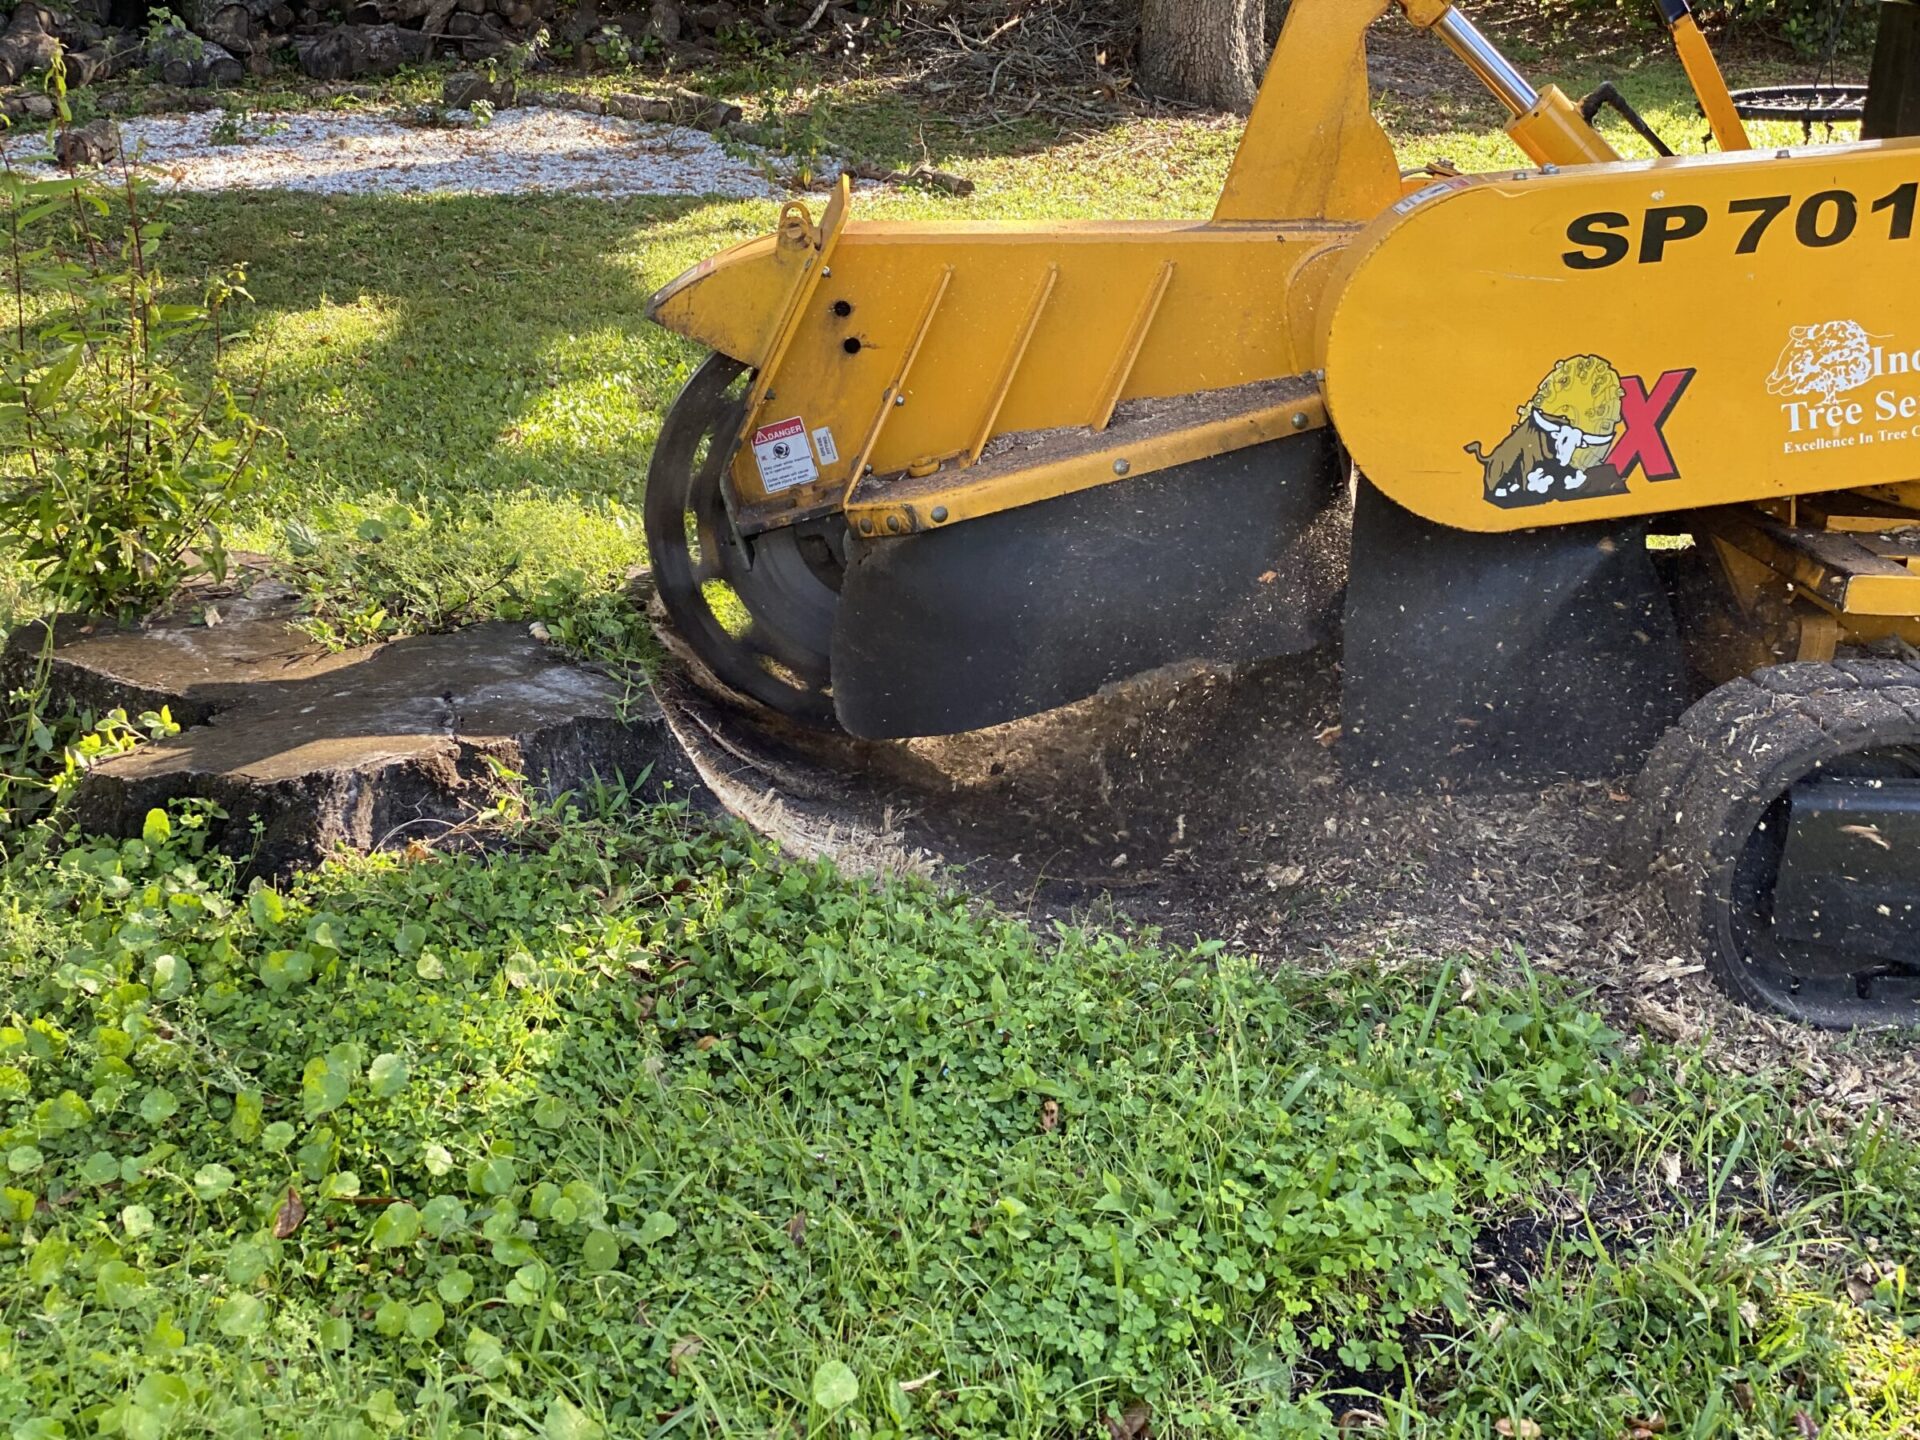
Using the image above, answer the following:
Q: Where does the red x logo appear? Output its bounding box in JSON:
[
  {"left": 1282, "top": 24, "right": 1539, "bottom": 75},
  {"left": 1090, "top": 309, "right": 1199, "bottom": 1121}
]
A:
[{"left": 1606, "top": 368, "right": 1695, "bottom": 482}]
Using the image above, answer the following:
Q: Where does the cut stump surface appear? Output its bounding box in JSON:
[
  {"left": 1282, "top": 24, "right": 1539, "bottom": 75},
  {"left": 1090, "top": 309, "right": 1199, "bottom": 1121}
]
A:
[{"left": 10, "top": 582, "right": 697, "bottom": 872}]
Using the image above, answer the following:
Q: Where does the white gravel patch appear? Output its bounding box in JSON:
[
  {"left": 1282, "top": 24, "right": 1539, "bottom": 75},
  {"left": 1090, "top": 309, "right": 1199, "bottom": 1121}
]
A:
[{"left": 51, "top": 106, "right": 810, "bottom": 199}]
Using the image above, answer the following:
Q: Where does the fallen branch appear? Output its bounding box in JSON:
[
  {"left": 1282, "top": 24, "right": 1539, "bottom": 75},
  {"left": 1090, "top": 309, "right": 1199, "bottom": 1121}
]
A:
[
  {"left": 899, "top": 0, "right": 1138, "bottom": 121},
  {"left": 522, "top": 85, "right": 741, "bottom": 133},
  {"left": 848, "top": 160, "right": 974, "bottom": 196}
]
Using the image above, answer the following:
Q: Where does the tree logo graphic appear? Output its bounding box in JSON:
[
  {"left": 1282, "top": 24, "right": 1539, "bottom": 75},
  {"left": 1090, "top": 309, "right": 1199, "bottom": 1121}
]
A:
[{"left": 1767, "top": 321, "right": 1878, "bottom": 404}]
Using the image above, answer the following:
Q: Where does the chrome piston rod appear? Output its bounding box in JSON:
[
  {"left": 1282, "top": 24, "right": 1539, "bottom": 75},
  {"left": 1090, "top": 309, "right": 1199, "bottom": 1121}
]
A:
[{"left": 1432, "top": 7, "right": 1538, "bottom": 117}]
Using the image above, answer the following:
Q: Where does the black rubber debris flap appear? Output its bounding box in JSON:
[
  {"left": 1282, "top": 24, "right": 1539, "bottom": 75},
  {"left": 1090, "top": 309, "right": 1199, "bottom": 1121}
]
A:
[
  {"left": 1340, "top": 477, "right": 1689, "bottom": 787},
  {"left": 830, "top": 432, "right": 1346, "bottom": 739}
]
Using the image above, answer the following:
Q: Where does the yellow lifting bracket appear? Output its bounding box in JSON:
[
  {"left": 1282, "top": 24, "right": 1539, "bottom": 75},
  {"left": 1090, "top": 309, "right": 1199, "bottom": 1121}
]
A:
[
  {"left": 1659, "top": 0, "right": 1752, "bottom": 151},
  {"left": 1213, "top": 0, "right": 1404, "bottom": 221}
]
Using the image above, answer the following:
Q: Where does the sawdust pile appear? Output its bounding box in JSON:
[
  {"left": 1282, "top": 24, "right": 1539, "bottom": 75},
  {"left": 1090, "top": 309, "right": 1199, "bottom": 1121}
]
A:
[{"left": 20, "top": 105, "right": 819, "bottom": 199}]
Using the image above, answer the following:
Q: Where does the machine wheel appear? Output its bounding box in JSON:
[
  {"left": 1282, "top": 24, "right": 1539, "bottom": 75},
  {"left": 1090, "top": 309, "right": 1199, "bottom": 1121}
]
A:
[
  {"left": 1633, "top": 660, "right": 1920, "bottom": 1028},
  {"left": 644, "top": 353, "right": 844, "bottom": 725}
]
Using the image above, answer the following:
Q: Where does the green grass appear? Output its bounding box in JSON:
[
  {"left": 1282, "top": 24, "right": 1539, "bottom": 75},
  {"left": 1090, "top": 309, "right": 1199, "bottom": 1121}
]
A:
[
  {"left": 0, "top": 797, "right": 1916, "bottom": 1437},
  {"left": 166, "top": 190, "right": 733, "bottom": 645},
  {"left": 3, "top": 40, "right": 1917, "bottom": 1436}
]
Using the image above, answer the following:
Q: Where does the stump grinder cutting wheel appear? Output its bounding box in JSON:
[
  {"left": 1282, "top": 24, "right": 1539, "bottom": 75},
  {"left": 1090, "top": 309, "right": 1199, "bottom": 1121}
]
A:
[
  {"left": 644, "top": 353, "right": 844, "bottom": 723},
  {"left": 645, "top": 0, "right": 1920, "bottom": 1028}
]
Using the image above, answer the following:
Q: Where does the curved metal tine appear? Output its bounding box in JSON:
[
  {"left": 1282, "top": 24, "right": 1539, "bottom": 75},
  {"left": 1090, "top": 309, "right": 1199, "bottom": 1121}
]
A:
[
  {"left": 692, "top": 424, "right": 733, "bottom": 492},
  {"left": 683, "top": 516, "right": 723, "bottom": 585},
  {"left": 694, "top": 398, "right": 753, "bottom": 548},
  {"left": 736, "top": 619, "right": 831, "bottom": 683}
]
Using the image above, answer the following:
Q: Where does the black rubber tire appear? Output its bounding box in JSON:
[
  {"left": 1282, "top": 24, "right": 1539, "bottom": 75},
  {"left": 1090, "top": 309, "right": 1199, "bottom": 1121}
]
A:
[{"left": 1632, "top": 659, "right": 1920, "bottom": 1027}]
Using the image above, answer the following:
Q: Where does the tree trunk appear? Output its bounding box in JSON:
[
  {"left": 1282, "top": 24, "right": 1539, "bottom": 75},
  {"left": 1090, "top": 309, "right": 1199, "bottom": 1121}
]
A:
[
  {"left": 1863, "top": 0, "right": 1920, "bottom": 141},
  {"left": 1138, "top": 0, "right": 1264, "bottom": 113},
  {"left": 1264, "top": 0, "right": 1289, "bottom": 46}
]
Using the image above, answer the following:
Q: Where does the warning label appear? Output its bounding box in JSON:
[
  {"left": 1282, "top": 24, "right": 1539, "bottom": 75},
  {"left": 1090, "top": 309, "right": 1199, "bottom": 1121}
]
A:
[
  {"left": 751, "top": 415, "right": 819, "bottom": 494},
  {"left": 1391, "top": 175, "right": 1469, "bottom": 216}
]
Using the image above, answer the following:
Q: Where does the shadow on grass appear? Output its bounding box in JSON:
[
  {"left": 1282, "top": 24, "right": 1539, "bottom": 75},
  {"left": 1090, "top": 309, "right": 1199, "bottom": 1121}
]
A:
[{"left": 162, "top": 187, "right": 748, "bottom": 523}]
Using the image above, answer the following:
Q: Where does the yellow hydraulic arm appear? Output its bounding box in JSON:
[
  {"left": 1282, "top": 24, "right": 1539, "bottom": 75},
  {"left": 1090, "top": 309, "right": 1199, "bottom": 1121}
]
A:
[{"left": 1215, "top": 0, "right": 1618, "bottom": 226}]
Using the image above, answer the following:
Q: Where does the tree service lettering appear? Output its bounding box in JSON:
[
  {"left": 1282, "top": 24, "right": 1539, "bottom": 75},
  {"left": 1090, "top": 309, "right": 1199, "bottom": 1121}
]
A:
[{"left": 1562, "top": 183, "right": 1918, "bottom": 269}]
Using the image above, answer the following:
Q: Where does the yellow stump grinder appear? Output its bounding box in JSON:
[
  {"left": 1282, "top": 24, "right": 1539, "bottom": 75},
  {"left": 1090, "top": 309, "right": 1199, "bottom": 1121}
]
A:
[{"left": 644, "top": 0, "right": 1920, "bottom": 1027}]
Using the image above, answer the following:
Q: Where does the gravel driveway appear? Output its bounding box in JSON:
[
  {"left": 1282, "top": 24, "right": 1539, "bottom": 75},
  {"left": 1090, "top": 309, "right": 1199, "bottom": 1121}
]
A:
[{"left": 22, "top": 104, "right": 812, "bottom": 198}]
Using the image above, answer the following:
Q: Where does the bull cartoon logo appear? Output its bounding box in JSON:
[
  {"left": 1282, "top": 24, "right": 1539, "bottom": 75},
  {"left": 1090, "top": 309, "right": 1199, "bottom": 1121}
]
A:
[{"left": 1468, "top": 354, "right": 1695, "bottom": 509}]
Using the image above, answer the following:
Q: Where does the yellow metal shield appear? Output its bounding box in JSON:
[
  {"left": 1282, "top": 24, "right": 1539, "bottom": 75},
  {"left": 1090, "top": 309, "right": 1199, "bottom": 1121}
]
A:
[{"left": 1321, "top": 138, "right": 1920, "bottom": 531}]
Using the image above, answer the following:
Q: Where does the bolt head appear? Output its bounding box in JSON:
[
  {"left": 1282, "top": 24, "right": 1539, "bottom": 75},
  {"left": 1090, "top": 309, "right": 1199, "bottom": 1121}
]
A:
[
  {"left": 1112, "top": 458, "right": 1130, "bottom": 476},
  {"left": 821, "top": 266, "right": 832, "bottom": 277},
  {"left": 893, "top": 393, "right": 906, "bottom": 406},
  {"left": 930, "top": 505, "right": 949, "bottom": 523},
  {"left": 885, "top": 514, "right": 903, "bottom": 533},
  {"left": 1290, "top": 411, "right": 1309, "bottom": 430},
  {"left": 858, "top": 517, "right": 873, "bottom": 534}
]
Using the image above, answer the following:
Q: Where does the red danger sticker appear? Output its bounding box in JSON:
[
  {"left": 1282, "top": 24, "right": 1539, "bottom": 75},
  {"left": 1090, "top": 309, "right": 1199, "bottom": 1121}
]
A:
[
  {"left": 753, "top": 417, "right": 805, "bottom": 446},
  {"left": 750, "top": 415, "right": 818, "bottom": 493}
]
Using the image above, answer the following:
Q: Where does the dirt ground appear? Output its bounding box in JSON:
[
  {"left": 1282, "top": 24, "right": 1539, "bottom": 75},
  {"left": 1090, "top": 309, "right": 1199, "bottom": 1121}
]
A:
[{"left": 657, "top": 636, "right": 1920, "bottom": 1135}]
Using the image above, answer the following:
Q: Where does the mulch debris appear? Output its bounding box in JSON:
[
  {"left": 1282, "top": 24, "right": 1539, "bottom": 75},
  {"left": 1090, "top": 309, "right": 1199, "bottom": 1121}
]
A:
[{"left": 657, "top": 641, "right": 1920, "bottom": 1135}]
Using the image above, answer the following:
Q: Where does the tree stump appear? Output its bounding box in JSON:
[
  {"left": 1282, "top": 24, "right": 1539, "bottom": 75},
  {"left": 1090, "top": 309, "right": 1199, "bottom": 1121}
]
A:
[
  {"left": 7, "top": 584, "right": 704, "bottom": 876},
  {"left": 442, "top": 67, "right": 515, "bottom": 108},
  {"left": 55, "top": 118, "right": 122, "bottom": 168}
]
